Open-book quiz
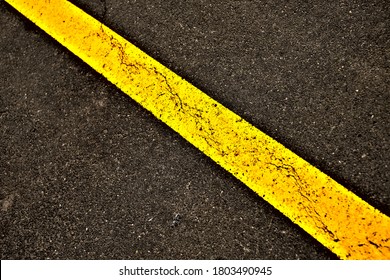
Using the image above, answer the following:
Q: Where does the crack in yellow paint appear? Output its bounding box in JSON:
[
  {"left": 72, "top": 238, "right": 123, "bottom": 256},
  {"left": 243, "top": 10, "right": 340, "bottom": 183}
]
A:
[{"left": 5, "top": 0, "right": 390, "bottom": 259}]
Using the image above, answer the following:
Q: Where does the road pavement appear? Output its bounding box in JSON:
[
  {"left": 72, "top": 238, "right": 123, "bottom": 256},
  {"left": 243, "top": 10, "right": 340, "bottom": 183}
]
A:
[{"left": 0, "top": 0, "right": 388, "bottom": 259}]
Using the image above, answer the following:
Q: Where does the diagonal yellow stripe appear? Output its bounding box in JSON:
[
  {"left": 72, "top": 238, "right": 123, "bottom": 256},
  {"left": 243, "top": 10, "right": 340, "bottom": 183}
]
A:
[{"left": 5, "top": 0, "right": 389, "bottom": 259}]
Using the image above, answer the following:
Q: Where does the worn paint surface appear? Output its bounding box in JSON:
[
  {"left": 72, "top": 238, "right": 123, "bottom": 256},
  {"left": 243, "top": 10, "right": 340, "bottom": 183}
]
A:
[{"left": 5, "top": 0, "right": 390, "bottom": 259}]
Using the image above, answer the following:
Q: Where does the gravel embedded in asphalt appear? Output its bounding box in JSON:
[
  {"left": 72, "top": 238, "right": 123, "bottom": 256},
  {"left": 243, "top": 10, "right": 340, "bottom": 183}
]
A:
[{"left": 0, "top": 0, "right": 388, "bottom": 259}]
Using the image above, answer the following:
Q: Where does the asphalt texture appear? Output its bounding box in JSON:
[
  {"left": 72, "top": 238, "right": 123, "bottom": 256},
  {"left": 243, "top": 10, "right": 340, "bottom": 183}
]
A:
[{"left": 0, "top": 0, "right": 389, "bottom": 259}]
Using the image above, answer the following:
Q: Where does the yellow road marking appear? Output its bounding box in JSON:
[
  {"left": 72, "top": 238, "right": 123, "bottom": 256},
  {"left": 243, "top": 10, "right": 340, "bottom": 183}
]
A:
[{"left": 5, "top": 0, "right": 389, "bottom": 259}]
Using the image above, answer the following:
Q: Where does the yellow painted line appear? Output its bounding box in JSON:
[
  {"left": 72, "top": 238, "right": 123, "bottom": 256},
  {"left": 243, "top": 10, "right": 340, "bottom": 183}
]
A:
[{"left": 5, "top": 0, "right": 389, "bottom": 259}]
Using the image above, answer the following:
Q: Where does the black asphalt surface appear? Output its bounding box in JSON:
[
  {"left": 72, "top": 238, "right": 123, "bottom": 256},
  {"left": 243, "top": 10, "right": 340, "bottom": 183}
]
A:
[{"left": 1, "top": 0, "right": 389, "bottom": 259}]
